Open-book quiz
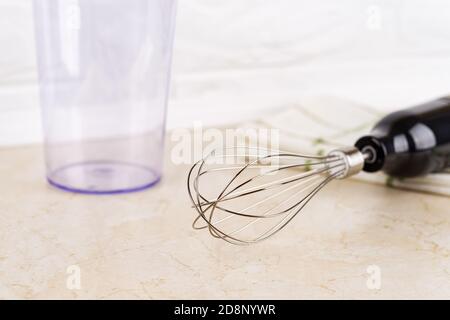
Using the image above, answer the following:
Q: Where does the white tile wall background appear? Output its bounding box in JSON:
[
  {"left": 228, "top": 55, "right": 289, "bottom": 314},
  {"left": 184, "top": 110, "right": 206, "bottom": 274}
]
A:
[{"left": 1, "top": 0, "right": 450, "bottom": 145}]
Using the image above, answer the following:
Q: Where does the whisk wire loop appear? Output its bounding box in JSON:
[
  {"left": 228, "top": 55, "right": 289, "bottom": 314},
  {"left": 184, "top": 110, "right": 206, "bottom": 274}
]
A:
[{"left": 187, "top": 146, "right": 360, "bottom": 245}]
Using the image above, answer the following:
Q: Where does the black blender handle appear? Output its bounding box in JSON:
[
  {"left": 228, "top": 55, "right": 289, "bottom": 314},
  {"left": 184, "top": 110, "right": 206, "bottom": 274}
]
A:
[{"left": 355, "top": 96, "right": 450, "bottom": 178}]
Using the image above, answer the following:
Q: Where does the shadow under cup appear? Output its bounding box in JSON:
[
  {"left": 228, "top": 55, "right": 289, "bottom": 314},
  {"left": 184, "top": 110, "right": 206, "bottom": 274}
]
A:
[{"left": 33, "top": 0, "right": 177, "bottom": 194}]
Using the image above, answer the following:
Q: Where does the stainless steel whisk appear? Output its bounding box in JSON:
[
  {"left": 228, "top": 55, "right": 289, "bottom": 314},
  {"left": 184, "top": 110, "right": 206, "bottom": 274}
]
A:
[
  {"left": 187, "top": 146, "right": 366, "bottom": 245},
  {"left": 187, "top": 97, "right": 450, "bottom": 245}
]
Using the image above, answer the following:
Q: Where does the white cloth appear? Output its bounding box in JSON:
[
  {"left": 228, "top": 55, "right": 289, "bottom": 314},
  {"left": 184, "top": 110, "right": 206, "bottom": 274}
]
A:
[{"left": 243, "top": 96, "right": 450, "bottom": 197}]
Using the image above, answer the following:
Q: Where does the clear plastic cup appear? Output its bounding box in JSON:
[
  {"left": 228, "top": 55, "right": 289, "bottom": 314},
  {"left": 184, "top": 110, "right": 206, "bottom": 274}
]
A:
[{"left": 33, "top": 0, "right": 177, "bottom": 194}]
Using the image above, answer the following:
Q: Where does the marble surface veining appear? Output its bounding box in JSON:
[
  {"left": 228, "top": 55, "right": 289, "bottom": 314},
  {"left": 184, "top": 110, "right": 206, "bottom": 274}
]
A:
[{"left": 0, "top": 140, "right": 449, "bottom": 299}]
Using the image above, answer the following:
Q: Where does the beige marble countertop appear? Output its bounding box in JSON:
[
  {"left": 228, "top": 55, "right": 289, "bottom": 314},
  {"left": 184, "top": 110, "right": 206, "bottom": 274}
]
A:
[{"left": 1, "top": 142, "right": 450, "bottom": 299}]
